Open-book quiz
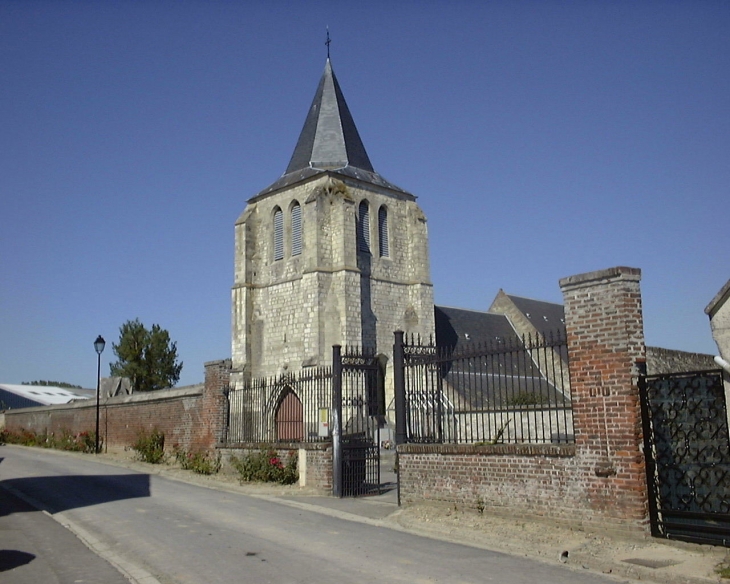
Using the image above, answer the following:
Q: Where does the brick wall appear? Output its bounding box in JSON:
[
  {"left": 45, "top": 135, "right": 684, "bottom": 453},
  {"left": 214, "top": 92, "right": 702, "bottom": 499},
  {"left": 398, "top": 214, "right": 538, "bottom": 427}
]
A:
[
  {"left": 4, "top": 360, "right": 230, "bottom": 453},
  {"left": 194, "top": 359, "right": 231, "bottom": 448},
  {"left": 397, "top": 266, "right": 649, "bottom": 532},
  {"left": 3, "top": 387, "right": 203, "bottom": 450},
  {"left": 560, "top": 266, "right": 647, "bottom": 524}
]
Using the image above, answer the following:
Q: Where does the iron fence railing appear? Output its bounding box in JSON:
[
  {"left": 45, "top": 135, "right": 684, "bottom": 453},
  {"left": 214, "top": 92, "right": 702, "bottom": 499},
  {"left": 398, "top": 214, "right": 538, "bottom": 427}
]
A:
[
  {"left": 225, "top": 367, "right": 332, "bottom": 444},
  {"left": 400, "top": 331, "right": 573, "bottom": 444},
  {"left": 640, "top": 369, "right": 730, "bottom": 546}
]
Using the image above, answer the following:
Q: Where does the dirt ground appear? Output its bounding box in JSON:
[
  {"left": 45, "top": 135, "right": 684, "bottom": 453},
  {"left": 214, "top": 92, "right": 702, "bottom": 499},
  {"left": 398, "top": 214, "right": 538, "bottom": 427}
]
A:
[{"left": 394, "top": 502, "right": 729, "bottom": 584}]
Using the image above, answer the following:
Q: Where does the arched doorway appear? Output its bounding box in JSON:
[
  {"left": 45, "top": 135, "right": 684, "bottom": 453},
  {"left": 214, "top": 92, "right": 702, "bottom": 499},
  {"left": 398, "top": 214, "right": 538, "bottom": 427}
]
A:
[{"left": 275, "top": 388, "right": 304, "bottom": 442}]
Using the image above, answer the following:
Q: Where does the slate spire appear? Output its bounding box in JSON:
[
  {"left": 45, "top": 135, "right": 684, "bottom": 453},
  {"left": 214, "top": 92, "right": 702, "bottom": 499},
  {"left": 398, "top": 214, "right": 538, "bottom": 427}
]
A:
[
  {"left": 285, "top": 58, "right": 374, "bottom": 174},
  {"left": 254, "top": 59, "right": 409, "bottom": 199}
]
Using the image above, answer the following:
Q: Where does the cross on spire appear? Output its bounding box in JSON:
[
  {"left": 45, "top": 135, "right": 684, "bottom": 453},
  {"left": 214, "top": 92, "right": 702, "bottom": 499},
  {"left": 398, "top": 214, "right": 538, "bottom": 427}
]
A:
[{"left": 325, "top": 28, "right": 331, "bottom": 59}]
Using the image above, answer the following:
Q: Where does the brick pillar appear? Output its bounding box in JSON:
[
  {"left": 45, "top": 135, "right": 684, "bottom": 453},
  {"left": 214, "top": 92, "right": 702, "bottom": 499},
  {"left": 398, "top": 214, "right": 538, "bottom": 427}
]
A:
[
  {"left": 560, "top": 267, "right": 648, "bottom": 527},
  {"left": 197, "top": 359, "right": 231, "bottom": 450}
]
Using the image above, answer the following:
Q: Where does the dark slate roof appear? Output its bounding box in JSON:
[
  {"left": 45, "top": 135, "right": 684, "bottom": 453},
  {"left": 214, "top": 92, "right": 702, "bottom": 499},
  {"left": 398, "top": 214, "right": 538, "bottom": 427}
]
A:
[
  {"left": 442, "top": 369, "right": 569, "bottom": 410},
  {"left": 434, "top": 306, "right": 571, "bottom": 414},
  {"left": 435, "top": 306, "right": 519, "bottom": 352},
  {"left": 505, "top": 294, "right": 566, "bottom": 336},
  {"left": 286, "top": 59, "right": 372, "bottom": 174},
  {"left": 254, "top": 59, "right": 410, "bottom": 199}
]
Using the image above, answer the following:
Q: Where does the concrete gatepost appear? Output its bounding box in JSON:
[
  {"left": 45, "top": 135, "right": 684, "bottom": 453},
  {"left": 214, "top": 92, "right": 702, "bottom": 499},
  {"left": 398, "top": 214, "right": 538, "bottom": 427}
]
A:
[{"left": 560, "top": 266, "right": 649, "bottom": 527}]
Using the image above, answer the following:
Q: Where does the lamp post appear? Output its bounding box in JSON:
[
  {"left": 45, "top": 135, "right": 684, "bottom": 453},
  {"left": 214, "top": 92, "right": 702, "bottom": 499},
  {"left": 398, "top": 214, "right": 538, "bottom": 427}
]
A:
[{"left": 94, "top": 335, "right": 105, "bottom": 454}]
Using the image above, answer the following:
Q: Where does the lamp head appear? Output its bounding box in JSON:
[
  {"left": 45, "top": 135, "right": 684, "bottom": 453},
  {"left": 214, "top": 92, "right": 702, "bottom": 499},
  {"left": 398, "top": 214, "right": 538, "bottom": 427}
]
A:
[{"left": 94, "top": 335, "right": 106, "bottom": 355}]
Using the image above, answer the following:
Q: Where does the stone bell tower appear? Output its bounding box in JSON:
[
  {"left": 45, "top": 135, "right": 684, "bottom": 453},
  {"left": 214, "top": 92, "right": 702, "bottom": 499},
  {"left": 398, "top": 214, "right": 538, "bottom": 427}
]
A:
[{"left": 231, "top": 58, "right": 434, "bottom": 392}]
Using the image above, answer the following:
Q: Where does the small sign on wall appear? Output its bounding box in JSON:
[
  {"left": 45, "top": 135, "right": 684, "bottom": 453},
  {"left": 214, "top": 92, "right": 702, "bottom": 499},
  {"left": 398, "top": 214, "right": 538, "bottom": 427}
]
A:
[{"left": 318, "top": 408, "right": 329, "bottom": 437}]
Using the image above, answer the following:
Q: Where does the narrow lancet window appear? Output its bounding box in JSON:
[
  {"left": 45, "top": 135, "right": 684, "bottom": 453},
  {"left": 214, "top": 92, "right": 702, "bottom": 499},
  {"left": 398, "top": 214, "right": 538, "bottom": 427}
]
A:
[
  {"left": 357, "top": 200, "right": 370, "bottom": 253},
  {"left": 378, "top": 206, "right": 389, "bottom": 257},
  {"left": 273, "top": 207, "right": 284, "bottom": 261},
  {"left": 291, "top": 202, "right": 302, "bottom": 256}
]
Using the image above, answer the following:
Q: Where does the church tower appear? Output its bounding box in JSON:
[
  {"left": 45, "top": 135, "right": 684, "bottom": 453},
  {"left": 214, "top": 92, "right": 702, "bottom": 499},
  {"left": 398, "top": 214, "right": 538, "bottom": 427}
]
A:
[{"left": 231, "top": 59, "right": 434, "bottom": 397}]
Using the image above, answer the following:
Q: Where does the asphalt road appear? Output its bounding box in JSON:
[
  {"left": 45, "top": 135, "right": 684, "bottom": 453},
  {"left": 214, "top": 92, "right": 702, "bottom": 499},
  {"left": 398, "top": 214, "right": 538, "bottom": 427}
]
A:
[
  {"left": 0, "top": 445, "right": 626, "bottom": 584},
  {"left": 0, "top": 482, "right": 131, "bottom": 583}
]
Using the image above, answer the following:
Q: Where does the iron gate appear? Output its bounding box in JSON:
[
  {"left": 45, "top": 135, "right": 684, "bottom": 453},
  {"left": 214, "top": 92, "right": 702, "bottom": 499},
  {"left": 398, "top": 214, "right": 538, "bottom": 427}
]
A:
[
  {"left": 640, "top": 369, "right": 730, "bottom": 546},
  {"left": 333, "top": 345, "right": 382, "bottom": 497}
]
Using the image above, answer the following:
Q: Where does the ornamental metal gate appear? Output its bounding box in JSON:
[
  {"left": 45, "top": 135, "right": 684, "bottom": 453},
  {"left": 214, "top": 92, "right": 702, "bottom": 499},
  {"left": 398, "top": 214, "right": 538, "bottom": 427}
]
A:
[
  {"left": 333, "top": 346, "right": 383, "bottom": 497},
  {"left": 640, "top": 369, "right": 730, "bottom": 546}
]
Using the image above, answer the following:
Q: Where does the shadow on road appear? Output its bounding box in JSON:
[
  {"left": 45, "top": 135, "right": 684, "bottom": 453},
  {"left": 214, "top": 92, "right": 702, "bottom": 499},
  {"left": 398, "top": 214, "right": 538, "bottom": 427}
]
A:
[
  {"left": 0, "top": 550, "right": 35, "bottom": 572},
  {"left": 0, "top": 473, "right": 151, "bottom": 515}
]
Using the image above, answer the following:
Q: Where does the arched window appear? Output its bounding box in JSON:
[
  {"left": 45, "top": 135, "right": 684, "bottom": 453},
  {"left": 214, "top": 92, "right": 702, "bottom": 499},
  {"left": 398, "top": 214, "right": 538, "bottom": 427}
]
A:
[
  {"left": 273, "top": 207, "right": 283, "bottom": 261},
  {"left": 357, "top": 200, "right": 370, "bottom": 253},
  {"left": 378, "top": 206, "right": 389, "bottom": 257},
  {"left": 291, "top": 202, "right": 302, "bottom": 256}
]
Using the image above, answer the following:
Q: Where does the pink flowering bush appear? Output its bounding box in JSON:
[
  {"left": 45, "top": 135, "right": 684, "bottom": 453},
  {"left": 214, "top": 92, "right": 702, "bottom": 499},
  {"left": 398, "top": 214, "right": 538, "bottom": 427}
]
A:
[{"left": 230, "top": 448, "right": 298, "bottom": 485}]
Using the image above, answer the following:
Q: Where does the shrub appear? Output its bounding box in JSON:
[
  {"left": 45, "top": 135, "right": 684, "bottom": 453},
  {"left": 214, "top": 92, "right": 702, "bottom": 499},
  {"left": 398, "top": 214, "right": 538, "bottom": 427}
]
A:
[
  {"left": 0, "top": 428, "right": 98, "bottom": 453},
  {"left": 229, "top": 448, "right": 298, "bottom": 485},
  {"left": 507, "top": 392, "right": 544, "bottom": 406},
  {"left": 131, "top": 428, "right": 166, "bottom": 464},
  {"left": 55, "top": 429, "right": 98, "bottom": 453},
  {"left": 173, "top": 445, "right": 221, "bottom": 475},
  {"left": 2, "top": 428, "right": 45, "bottom": 446}
]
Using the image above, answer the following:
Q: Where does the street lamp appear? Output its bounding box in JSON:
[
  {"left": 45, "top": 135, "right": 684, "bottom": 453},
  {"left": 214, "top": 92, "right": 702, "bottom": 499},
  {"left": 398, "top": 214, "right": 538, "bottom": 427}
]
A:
[{"left": 94, "top": 335, "right": 105, "bottom": 454}]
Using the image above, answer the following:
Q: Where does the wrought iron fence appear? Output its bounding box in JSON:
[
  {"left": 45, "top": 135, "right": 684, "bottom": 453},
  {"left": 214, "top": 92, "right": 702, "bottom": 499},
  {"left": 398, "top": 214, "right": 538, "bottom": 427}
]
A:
[
  {"left": 334, "top": 345, "right": 383, "bottom": 497},
  {"left": 225, "top": 367, "right": 332, "bottom": 444},
  {"left": 640, "top": 369, "right": 730, "bottom": 545},
  {"left": 400, "top": 331, "right": 573, "bottom": 444}
]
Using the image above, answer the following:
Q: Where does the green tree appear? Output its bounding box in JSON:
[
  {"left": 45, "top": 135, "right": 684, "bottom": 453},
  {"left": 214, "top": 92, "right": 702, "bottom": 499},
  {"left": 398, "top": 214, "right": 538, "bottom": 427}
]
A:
[{"left": 109, "top": 319, "right": 183, "bottom": 392}]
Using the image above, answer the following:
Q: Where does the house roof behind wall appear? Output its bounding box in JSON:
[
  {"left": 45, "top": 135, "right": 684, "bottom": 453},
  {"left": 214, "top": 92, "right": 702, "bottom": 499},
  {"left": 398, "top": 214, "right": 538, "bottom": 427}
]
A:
[
  {"left": 0, "top": 384, "right": 91, "bottom": 406},
  {"left": 435, "top": 305, "right": 520, "bottom": 351},
  {"left": 501, "top": 294, "right": 566, "bottom": 337},
  {"left": 433, "top": 304, "right": 570, "bottom": 413}
]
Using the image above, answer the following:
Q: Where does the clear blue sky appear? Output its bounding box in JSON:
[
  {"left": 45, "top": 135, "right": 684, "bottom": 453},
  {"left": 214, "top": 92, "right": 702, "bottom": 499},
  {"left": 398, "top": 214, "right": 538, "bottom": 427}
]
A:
[{"left": 2, "top": 1, "right": 728, "bottom": 388}]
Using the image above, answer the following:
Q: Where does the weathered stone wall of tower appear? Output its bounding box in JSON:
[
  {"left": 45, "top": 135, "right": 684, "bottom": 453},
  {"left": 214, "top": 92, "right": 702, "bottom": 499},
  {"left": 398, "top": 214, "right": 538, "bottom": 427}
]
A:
[{"left": 231, "top": 174, "right": 434, "bottom": 393}]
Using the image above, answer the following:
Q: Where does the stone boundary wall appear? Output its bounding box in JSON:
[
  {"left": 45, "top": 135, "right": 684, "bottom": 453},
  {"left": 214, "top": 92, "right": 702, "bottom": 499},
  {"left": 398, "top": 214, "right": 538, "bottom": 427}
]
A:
[
  {"left": 3, "top": 360, "right": 232, "bottom": 453},
  {"left": 397, "top": 267, "right": 650, "bottom": 532},
  {"left": 645, "top": 346, "right": 716, "bottom": 375},
  {"left": 3, "top": 386, "right": 202, "bottom": 450}
]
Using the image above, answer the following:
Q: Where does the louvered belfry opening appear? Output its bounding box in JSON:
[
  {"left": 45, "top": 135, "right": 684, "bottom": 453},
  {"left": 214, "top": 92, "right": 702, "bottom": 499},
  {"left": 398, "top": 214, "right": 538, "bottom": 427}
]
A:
[
  {"left": 378, "top": 206, "right": 389, "bottom": 257},
  {"left": 273, "top": 207, "right": 284, "bottom": 261},
  {"left": 357, "top": 200, "right": 370, "bottom": 252},
  {"left": 291, "top": 202, "right": 302, "bottom": 256}
]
